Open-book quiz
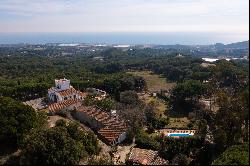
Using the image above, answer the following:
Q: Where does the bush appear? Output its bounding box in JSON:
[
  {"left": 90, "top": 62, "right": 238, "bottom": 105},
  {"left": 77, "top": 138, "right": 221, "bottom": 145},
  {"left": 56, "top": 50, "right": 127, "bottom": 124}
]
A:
[
  {"left": 159, "top": 137, "right": 204, "bottom": 160},
  {"left": 120, "top": 90, "right": 139, "bottom": 105},
  {"left": 212, "top": 143, "right": 249, "bottom": 165},
  {"left": 20, "top": 120, "right": 100, "bottom": 165},
  {"left": 135, "top": 130, "right": 160, "bottom": 150},
  {"left": 172, "top": 154, "right": 190, "bottom": 165}
]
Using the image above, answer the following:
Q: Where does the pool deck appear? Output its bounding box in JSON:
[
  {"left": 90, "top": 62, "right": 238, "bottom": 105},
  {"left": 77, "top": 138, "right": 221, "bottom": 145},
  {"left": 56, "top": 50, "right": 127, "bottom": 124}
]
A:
[{"left": 158, "top": 129, "right": 196, "bottom": 138}]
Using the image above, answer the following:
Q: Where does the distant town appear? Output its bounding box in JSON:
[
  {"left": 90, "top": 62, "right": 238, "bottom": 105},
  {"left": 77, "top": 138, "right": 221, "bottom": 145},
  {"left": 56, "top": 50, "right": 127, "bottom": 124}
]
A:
[{"left": 0, "top": 40, "right": 249, "bottom": 60}]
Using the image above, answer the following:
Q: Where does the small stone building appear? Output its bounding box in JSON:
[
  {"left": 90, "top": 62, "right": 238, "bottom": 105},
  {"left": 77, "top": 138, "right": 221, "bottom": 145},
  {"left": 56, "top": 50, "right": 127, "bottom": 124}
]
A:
[{"left": 74, "top": 106, "right": 127, "bottom": 145}]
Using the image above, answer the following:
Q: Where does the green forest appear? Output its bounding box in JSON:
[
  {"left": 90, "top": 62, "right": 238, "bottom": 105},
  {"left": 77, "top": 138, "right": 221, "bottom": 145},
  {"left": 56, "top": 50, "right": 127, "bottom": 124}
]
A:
[{"left": 0, "top": 47, "right": 249, "bottom": 165}]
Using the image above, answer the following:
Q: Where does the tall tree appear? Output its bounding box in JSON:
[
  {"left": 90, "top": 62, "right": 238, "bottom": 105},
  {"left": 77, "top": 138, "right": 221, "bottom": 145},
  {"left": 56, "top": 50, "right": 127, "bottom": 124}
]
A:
[{"left": 0, "top": 97, "right": 47, "bottom": 147}]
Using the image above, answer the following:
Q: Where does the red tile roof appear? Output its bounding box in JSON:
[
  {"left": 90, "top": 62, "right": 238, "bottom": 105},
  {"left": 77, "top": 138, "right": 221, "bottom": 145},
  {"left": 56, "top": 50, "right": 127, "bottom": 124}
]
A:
[
  {"left": 128, "top": 148, "right": 168, "bottom": 165},
  {"left": 76, "top": 106, "right": 127, "bottom": 144},
  {"left": 49, "top": 99, "right": 80, "bottom": 113},
  {"left": 57, "top": 87, "right": 87, "bottom": 97}
]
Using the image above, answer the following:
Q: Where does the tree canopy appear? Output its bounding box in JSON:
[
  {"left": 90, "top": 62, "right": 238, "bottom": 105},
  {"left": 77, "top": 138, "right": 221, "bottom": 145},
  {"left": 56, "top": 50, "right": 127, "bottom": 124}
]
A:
[
  {"left": 212, "top": 143, "right": 249, "bottom": 165},
  {"left": 20, "top": 120, "right": 100, "bottom": 165},
  {"left": 0, "top": 97, "right": 46, "bottom": 146}
]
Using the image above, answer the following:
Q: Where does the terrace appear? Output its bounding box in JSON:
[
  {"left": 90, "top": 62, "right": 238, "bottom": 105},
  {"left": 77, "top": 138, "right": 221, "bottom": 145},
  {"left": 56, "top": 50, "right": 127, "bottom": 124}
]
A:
[
  {"left": 158, "top": 129, "right": 196, "bottom": 138},
  {"left": 23, "top": 97, "right": 48, "bottom": 110}
]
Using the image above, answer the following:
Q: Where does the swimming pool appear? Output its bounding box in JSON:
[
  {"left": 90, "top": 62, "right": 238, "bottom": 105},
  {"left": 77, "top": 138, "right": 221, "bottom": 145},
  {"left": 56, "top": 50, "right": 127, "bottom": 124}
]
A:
[{"left": 168, "top": 133, "right": 191, "bottom": 137}]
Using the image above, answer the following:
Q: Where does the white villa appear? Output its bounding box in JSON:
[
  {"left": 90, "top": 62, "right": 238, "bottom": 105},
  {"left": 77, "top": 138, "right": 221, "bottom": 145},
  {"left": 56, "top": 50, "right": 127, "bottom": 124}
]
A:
[
  {"left": 47, "top": 78, "right": 127, "bottom": 145},
  {"left": 48, "top": 78, "right": 86, "bottom": 103}
]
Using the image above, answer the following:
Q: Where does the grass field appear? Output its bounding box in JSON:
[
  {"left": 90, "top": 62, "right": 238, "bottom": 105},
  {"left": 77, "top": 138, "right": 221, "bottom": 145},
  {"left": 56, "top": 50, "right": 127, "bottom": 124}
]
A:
[
  {"left": 165, "top": 117, "right": 190, "bottom": 128},
  {"left": 138, "top": 93, "right": 167, "bottom": 117},
  {"left": 127, "top": 70, "right": 176, "bottom": 92},
  {"left": 128, "top": 70, "right": 189, "bottom": 129}
]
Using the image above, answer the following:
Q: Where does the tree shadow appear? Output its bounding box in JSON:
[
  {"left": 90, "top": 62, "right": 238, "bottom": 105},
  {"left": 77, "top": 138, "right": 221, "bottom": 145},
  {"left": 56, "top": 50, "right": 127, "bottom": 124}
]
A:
[
  {"left": 0, "top": 143, "right": 17, "bottom": 156},
  {"left": 167, "top": 101, "right": 201, "bottom": 118}
]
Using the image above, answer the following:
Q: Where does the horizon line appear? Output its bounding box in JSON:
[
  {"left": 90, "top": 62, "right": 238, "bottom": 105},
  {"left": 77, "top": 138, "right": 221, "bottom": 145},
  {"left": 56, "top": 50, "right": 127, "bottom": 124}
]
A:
[{"left": 0, "top": 40, "right": 248, "bottom": 46}]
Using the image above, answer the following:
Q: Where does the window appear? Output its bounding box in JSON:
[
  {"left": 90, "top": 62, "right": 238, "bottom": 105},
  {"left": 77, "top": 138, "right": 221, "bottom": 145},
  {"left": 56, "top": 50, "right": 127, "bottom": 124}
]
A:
[{"left": 64, "top": 97, "right": 68, "bottom": 100}]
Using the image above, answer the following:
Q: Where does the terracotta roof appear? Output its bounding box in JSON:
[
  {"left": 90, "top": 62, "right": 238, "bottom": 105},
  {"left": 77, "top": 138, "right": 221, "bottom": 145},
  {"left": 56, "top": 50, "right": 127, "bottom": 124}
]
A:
[
  {"left": 55, "top": 87, "right": 87, "bottom": 98},
  {"left": 76, "top": 106, "right": 127, "bottom": 144},
  {"left": 49, "top": 99, "right": 80, "bottom": 113},
  {"left": 57, "top": 87, "right": 77, "bottom": 97},
  {"left": 98, "top": 126, "right": 127, "bottom": 142},
  {"left": 128, "top": 148, "right": 168, "bottom": 165},
  {"left": 152, "top": 156, "right": 169, "bottom": 165},
  {"left": 77, "top": 91, "right": 87, "bottom": 98}
]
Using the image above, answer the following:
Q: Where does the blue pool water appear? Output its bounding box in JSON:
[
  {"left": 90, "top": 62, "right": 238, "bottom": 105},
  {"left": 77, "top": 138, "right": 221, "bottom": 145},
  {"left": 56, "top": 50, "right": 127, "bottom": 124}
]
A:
[{"left": 168, "top": 134, "right": 191, "bottom": 137}]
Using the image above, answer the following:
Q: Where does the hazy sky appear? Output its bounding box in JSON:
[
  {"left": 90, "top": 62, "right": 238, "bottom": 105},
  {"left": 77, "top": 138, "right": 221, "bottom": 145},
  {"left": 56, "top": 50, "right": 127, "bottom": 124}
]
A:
[{"left": 0, "top": 0, "right": 249, "bottom": 40}]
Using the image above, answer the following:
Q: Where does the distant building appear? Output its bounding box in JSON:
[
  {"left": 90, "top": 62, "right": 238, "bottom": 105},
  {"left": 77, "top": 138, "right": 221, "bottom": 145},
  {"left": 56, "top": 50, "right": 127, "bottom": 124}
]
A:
[
  {"left": 200, "top": 62, "right": 216, "bottom": 68},
  {"left": 176, "top": 53, "right": 184, "bottom": 57},
  {"left": 86, "top": 88, "right": 107, "bottom": 100},
  {"left": 48, "top": 78, "right": 86, "bottom": 103}
]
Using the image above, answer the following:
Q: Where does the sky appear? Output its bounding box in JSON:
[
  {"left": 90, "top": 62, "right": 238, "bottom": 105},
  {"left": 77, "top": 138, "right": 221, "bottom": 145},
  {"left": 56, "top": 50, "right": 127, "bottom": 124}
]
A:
[{"left": 0, "top": 0, "right": 249, "bottom": 43}]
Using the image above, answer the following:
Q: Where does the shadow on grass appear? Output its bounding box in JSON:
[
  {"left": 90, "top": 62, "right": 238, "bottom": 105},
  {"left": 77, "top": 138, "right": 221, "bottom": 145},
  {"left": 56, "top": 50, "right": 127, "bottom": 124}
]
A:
[
  {"left": 166, "top": 101, "right": 201, "bottom": 118},
  {"left": 167, "top": 108, "right": 190, "bottom": 118}
]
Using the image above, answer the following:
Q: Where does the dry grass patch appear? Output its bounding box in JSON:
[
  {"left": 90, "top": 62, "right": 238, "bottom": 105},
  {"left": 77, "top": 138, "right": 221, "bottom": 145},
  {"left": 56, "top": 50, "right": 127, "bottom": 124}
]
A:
[
  {"left": 138, "top": 93, "right": 167, "bottom": 118},
  {"left": 127, "top": 70, "right": 176, "bottom": 92},
  {"left": 165, "top": 117, "right": 190, "bottom": 129}
]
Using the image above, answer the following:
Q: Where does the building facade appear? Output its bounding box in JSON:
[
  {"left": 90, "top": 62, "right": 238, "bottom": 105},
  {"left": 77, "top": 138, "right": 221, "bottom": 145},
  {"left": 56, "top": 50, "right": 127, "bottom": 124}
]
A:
[{"left": 48, "top": 78, "right": 86, "bottom": 103}]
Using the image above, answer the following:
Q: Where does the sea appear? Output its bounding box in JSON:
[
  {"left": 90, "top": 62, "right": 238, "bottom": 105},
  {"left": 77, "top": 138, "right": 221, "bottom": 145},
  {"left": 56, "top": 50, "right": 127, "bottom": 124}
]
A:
[{"left": 0, "top": 32, "right": 242, "bottom": 45}]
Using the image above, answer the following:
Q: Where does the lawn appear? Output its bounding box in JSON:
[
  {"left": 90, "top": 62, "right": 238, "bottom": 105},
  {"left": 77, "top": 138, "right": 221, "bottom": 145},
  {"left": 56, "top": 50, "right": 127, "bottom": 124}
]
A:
[
  {"left": 127, "top": 70, "right": 176, "bottom": 92},
  {"left": 165, "top": 117, "right": 190, "bottom": 129},
  {"left": 128, "top": 70, "right": 189, "bottom": 129},
  {"left": 139, "top": 94, "right": 190, "bottom": 129}
]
